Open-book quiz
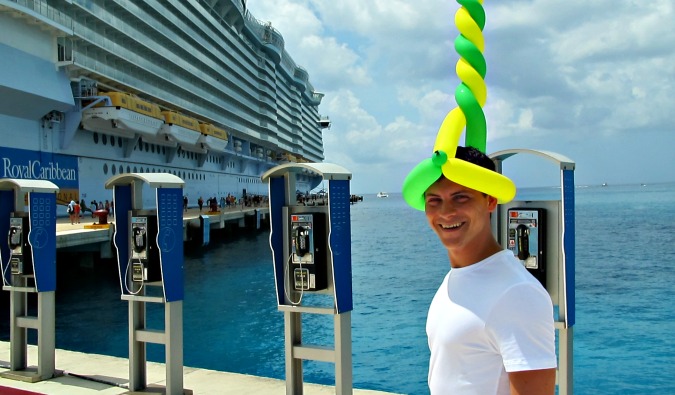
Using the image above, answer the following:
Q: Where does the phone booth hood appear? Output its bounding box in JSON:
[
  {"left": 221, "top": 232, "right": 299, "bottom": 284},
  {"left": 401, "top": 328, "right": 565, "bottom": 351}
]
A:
[
  {"left": 104, "top": 172, "right": 185, "bottom": 189},
  {"left": 262, "top": 162, "right": 352, "bottom": 182},
  {"left": 0, "top": 179, "right": 59, "bottom": 192}
]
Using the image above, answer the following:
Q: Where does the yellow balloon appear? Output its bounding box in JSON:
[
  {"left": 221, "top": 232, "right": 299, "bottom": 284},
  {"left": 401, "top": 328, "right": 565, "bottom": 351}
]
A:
[
  {"left": 441, "top": 158, "right": 516, "bottom": 203},
  {"left": 433, "top": 107, "right": 465, "bottom": 156},
  {"left": 455, "top": 8, "right": 484, "bottom": 52},
  {"left": 457, "top": 59, "right": 486, "bottom": 106}
]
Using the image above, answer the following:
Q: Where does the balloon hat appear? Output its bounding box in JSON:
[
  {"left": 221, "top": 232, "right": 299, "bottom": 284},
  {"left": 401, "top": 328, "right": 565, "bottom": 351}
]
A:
[{"left": 402, "top": 0, "right": 516, "bottom": 211}]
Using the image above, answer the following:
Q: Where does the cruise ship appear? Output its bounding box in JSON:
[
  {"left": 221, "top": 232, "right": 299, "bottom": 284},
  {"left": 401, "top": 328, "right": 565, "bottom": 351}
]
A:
[{"left": 0, "top": 0, "right": 330, "bottom": 211}]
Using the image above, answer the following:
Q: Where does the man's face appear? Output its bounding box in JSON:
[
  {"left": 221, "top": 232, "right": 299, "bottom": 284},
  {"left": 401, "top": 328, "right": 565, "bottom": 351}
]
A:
[{"left": 424, "top": 177, "right": 497, "bottom": 252}]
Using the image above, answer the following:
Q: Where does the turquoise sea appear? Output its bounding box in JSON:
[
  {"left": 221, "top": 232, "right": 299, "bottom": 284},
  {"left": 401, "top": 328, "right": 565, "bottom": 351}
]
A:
[{"left": 2, "top": 182, "right": 675, "bottom": 394}]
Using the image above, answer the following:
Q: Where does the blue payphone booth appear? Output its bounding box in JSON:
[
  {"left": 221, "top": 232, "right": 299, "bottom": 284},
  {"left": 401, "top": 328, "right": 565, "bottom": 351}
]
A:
[
  {"left": 0, "top": 179, "right": 58, "bottom": 382},
  {"left": 105, "top": 173, "right": 185, "bottom": 395},
  {"left": 262, "top": 163, "right": 354, "bottom": 395},
  {"left": 490, "top": 149, "right": 575, "bottom": 395}
]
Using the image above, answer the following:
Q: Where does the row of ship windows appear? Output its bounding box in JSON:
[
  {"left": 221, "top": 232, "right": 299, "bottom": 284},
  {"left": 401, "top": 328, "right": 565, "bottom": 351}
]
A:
[
  {"left": 100, "top": 162, "right": 262, "bottom": 185},
  {"left": 102, "top": 163, "right": 206, "bottom": 181},
  {"left": 92, "top": 132, "right": 224, "bottom": 165}
]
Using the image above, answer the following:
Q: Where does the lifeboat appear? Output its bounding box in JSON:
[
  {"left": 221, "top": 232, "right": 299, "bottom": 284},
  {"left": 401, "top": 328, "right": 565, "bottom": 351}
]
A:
[
  {"left": 198, "top": 123, "right": 228, "bottom": 153},
  {"left": 81, "top": 92, "right": 164, "bottom": 140},
  {"left": 277, "top": 152, "right": 298, "bottom": 163},
  {"left": 159, "top": 111, "right": 206, "bottom": 153}
]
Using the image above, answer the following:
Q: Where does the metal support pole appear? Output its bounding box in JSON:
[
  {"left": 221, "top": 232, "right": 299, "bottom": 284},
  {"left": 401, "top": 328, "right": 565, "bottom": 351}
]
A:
[
  {"left": 37, "top": 291, "right": 55, "bottom": 380},
  {"left": 129, "top": 299, "right": 147, "bottom": 391},
  {"left": 558, "top": 327, "right": 573, "bottom": 395},
  {"left": 285, "top": 310, "right": 303, "bottom": 395},
  {"left": 165, "top": 300, "right": 184, "bottom": 395},
  {"left": 9, "top": 284, "right": 27, "bottom": 372},
  {"left": 334, "top": 312, "right": 353, "bottom": 395}
]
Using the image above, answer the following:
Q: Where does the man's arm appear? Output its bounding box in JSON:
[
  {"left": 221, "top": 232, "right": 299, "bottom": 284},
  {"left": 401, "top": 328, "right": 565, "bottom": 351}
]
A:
[{"left": 509, "top": 368, "right": 556, "bottom": 395}]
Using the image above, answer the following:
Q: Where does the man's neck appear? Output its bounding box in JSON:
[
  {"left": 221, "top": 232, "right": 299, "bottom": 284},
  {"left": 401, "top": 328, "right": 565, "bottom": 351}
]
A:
[{"left": 448, "top": 236, "right": 503, "bottom": 269}]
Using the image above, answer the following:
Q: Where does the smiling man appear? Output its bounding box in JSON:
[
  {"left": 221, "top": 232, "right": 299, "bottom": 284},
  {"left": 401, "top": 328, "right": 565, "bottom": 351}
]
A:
[{"left": 424, "top": 146, "right": 557, "bottom": 395}]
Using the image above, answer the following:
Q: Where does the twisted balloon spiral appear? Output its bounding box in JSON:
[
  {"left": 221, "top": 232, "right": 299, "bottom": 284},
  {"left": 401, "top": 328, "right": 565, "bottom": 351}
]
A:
[{"left": 402, "top": 0, "right": 515, "bottom": 211}]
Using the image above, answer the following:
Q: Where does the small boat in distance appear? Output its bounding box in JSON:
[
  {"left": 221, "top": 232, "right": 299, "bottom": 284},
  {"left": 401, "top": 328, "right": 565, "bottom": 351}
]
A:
[{"left": 377, "top": 192, "right": 389, "bottom": 198}]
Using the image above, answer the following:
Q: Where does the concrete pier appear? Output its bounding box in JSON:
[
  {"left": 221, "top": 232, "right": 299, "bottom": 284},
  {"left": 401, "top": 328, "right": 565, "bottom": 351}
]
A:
[
  {"left": 55, "top": 205, "right": 269, "bottom": 258},
  {"left": 0, "top": 341, "right": 403, "bottom": 395}
]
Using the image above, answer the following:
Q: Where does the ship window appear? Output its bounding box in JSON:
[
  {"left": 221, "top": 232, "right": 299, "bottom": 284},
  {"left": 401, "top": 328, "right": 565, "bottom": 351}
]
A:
[
  {"left": 93, "top": 133, "right": 99, "bottom": 144},
  {"left": 147, "top": 168, "right": 150, "bottom": 173},
  {"left": 126, "top": 166, "right": 131, "bottom": 173},
  {"left": 111, "top": 164, "right": 117, "bottom": 175},
  {"left": 133, "top": 166, "right": 137, "bottom": 172},
  {"left": 102, "top": 134, "right": 107, "bottom": 145},
  {"left": 151, "top": 145, "right": 155, "bottom": 153},
  {"left": 118, "top": 137, "right": 122, "bottom": 146},
  {"left": 110, "top": 137, "right": 115, "bottom": 147},
  {"left": 103, "top": 164, "right": 108, "bottom": 175},
  {"left": 119, "top": 165, "right": 123, "bottom": 174},
  {"left": 145, "top": 143, "right": 149, "bottom": 151},
  {"left": 162, "top": 147, "right": 165, "bottom": 155}
]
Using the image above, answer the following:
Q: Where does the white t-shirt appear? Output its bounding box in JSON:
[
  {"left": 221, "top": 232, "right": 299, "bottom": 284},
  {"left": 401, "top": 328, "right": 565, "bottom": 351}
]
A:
[{"left": 427, "top": 250, "right": 557, "bottom": 395}]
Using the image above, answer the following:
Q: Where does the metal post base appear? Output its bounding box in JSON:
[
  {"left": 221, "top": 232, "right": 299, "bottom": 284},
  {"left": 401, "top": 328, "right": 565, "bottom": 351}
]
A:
[
  {"left": 2, "top": 286, "right": 56, "bottom": 383},
  {"left": 127, "top": 296, "right": 186, "bottom": 395}
]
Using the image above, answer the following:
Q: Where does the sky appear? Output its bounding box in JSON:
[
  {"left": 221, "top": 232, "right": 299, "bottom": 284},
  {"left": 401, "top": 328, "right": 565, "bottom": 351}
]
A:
[{"left": 245, "top": 0, "right": 675, "bottom": 194}]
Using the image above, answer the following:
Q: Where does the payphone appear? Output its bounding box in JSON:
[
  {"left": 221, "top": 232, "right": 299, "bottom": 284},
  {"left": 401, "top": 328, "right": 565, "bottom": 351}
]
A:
[
  {"left": 264, "top": 162, "right": 354, "bottom": 395},
  {"left": 128, "top": 213, "right": 160, "bottom": 286},
  {"left": 8, "top": 213, "right": 32, "bottom": 276},
  {"left": 107, "top": 173, "right": 185, "bottom": 395},
  {"left": 507, "top": 208, "right": 546, "bottom": 287},
  {"left": 289, "top": 212, "right": 327, "bottom": 292}
]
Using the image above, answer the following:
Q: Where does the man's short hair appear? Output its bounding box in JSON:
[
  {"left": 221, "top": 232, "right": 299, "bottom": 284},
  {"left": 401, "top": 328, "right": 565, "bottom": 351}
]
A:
[{"left": 455, "top": 146, "right": 496, "bottom": 171}]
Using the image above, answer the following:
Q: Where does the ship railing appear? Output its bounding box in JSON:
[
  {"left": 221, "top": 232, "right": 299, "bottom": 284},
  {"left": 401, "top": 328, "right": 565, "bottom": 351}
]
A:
[{"left": 7, "top": 0, "right": 73, "bottom": 29}]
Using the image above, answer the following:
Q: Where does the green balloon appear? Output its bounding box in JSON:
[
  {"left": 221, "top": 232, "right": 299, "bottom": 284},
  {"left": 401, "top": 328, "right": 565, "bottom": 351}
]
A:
[
  {"left": 432, "top": 150, "right": 448, "bottom": 167},
  {"left": 402, "top": 158, "right": 443, "bottom": 211},
  {"left": 455, "top": 84, "right": 487, "bottom": 152},
  {"left": 457, "top": 0, "right": 486, "bottom": 30}
]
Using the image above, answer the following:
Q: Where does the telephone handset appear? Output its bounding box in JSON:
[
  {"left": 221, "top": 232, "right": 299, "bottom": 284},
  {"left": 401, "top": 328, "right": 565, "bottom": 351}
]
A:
[
  {"left": 516, "top": 224, "right": 530, "bottom": 261},
  {"left": 294, "top": 226, "right": 310, "bottom": 256},
  {"left": 132, "top": 226, "right": 146, "bottom": 253},
  {"left": 8, "top": 226, "right": 22, "bottom": 250}
]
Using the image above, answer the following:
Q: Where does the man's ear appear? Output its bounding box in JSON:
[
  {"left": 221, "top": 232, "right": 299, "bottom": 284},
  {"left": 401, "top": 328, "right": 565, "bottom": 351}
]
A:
[{"left": 487, "top": 195, "right": 498, "bottom": 212}]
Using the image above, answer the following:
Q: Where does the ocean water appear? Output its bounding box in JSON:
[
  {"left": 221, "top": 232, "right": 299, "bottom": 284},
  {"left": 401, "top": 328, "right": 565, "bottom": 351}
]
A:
[{"left": 2, "top": 182, "right": 675, "bottom": 394}]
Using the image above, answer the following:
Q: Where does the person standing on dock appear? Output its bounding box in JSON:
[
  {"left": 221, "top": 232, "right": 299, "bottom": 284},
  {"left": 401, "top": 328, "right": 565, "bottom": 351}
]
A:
[
  {"left": 67, "top": 200, "right": 76, "bottom": 225},
  {"left": 198, "top": 196, "right": 204, "bottom": 212},
  {"left": 423, "top": 146, "right": 556, "bottom": 395},
  {"left": 74, "top": 200, "right": 81, "bottom": 224}
]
